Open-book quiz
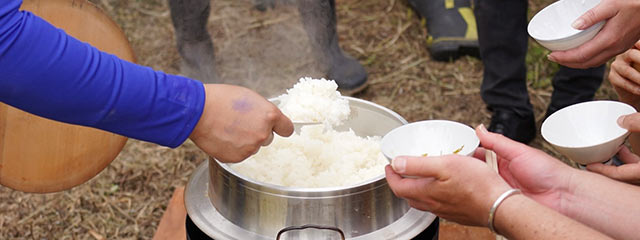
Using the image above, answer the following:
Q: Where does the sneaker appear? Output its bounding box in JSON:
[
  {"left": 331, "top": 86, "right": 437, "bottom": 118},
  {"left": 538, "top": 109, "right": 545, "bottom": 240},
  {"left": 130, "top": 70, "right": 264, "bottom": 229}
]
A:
[{"left": 488, "top": 110, "right": 536, "bottom": 144}]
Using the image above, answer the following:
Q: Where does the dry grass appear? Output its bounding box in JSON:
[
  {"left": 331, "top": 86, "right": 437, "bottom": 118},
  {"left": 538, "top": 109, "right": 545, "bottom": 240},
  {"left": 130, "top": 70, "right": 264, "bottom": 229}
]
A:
[{"left": 0, "top": 0, "right": 618, "bottom": 239}]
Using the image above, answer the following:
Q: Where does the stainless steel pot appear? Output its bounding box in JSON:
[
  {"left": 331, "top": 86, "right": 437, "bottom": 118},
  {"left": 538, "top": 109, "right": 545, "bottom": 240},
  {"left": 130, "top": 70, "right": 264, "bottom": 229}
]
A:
[{"left": 186, "top": 97, "right": 436, "bottom": 239}]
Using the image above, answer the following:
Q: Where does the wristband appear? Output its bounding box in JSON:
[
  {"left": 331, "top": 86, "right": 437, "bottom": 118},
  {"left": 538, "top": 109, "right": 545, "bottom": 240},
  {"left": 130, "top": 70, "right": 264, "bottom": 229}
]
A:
[{"left": 488, "top": 188, "right": 522, "bottom": 234}]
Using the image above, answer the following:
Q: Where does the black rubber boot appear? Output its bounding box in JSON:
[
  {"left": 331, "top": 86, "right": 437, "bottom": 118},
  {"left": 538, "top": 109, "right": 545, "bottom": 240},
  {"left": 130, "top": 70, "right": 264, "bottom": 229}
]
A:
[
  {"left": 168, "top": 0, "right": 219, "bottom": 83},
  {"left": 297, "top": 0, "right": 368, "bottom": 95},
  {"left": 407, "top": 0, "right": 480, "bottom": 61}
]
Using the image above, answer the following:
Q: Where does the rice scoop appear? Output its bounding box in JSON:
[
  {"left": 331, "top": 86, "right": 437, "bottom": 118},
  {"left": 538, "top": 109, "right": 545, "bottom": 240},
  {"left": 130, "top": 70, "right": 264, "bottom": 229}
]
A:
[{"left": 230, "top": 77, "right": 387, "bottom": 188}]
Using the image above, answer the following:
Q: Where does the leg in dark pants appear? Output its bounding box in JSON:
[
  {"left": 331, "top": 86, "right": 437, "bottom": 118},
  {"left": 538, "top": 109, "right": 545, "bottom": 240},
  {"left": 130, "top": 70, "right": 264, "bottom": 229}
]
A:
[
  {"left": 546, "top": 65, "right": 605, "bottom": 118},
  {"left": 475, "top": 0, "right": 604, "bottom": 144},
  {"left": 475, "top": 0, "right": 535, "bottom": 143},
  {"left": 168, "top": 0, "right": 218, "bottom": 83},
  {"left": 297, "top": 0, "right": 368, "bottom": 94}
]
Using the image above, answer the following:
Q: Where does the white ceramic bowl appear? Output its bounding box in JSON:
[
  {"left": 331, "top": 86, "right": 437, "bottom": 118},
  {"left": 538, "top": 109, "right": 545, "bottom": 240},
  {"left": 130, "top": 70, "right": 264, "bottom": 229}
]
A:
[
  {"left": 541, "top": 100, "right": 636, "bottom": 165},
  {"left": 528, "top": 0, "right": 605, "bottom": 51},
  {"left": 381, "top": 120, "right": 480, "bottom": 162}
]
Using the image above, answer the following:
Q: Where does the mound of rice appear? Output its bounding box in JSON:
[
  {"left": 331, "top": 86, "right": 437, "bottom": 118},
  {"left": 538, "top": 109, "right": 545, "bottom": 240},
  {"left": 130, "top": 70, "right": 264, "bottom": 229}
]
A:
[
  {"left": 277, "top": 77, "right": 350, "bottom": 126},
  {"left": 230, "top": 125, "right": 387, "bottom": 188},
  {"left": 230, "top": 78, "right": 387, "bottom": 188}
]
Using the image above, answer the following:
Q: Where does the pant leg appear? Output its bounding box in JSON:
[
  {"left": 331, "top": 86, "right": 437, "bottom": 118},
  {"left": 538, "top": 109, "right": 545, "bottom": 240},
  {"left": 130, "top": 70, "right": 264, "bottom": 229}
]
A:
[
  {"left": 168, "top": 0, "right": 218, "bottom": 83},
  {"left": 548, "top": 64, "right": 605, "bottom": 113},
  {"left": 169, "top": 0, "right": 212, "bottom": 44},
  {"left": 296, "top": 0, "right": 368, "bottom": 92},
  {"left": 297, "top": 0, "right": 340, "bottom": 68},
  {"left": 475, "top": 0, "right": 532, "bottom": 117}
]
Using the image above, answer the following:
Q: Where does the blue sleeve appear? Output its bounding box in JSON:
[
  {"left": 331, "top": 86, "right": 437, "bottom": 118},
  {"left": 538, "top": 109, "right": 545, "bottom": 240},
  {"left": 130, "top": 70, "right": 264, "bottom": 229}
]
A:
[{"left": 0, "top": 0, "right": 205, "bottom": 148}]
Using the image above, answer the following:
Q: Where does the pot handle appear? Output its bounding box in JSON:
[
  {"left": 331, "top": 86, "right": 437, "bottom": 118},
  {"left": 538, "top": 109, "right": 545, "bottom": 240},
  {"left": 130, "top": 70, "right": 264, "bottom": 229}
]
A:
[{"left": 275, "top": 224, "right": 345, "bottom": 240}]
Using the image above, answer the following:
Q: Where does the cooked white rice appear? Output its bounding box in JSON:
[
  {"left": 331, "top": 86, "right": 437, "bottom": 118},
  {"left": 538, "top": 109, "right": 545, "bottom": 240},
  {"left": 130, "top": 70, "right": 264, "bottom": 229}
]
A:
[
  {"left": 230, "top": 78, "right": 386, "bottom": 188},
  {"left": 230, "top": 125, "right": 387, "bottom": 188},
  {"left": 277, "top": 77, "right": 350, "bottom": 126}
]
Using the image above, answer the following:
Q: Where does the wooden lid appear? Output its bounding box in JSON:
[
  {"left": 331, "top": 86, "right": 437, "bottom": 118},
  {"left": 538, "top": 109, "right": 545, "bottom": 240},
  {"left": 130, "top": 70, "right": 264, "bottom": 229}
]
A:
[{"left": 0, "top": 0, "right": 134, "bottom": 193}]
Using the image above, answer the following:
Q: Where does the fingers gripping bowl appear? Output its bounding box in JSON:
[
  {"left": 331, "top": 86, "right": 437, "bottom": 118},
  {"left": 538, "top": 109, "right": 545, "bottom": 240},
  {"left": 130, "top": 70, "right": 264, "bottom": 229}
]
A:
[
  {"left": 541, "top": 100, "right": 636, "bottom": 165},
  {"left": 527, "top": 0, "right": 605, "bottom": 51}
]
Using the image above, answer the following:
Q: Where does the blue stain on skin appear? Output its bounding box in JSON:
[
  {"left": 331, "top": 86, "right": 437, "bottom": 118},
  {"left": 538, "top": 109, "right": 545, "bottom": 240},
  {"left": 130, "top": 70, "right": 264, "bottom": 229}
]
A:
[
  {"left": 232, "top": 97, "right": 253, "bottom": 113},
  {"left": 226, "top": 97, "right": 252, "bottom": 134}
]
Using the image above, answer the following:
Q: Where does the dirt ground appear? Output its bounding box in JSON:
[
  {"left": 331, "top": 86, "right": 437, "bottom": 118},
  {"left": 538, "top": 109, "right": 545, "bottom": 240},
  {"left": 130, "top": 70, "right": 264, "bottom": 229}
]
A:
[{"left": 0, "top": 0, "right": 619, "bottom": 239}]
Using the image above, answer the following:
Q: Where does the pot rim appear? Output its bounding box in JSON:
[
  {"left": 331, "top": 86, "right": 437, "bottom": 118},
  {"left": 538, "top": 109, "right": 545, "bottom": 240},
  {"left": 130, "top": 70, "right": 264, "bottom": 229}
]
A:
[
  {"left": 214, "top": 96, "right": 408, "bottom": 197},
  {"left": 213, "top": 158, "right": 389, "bottom": 198}
]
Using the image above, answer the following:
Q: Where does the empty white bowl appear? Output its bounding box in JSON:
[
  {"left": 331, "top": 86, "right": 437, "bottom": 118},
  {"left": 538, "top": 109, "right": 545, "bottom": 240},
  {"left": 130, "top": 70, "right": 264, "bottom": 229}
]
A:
[
  {"left": 381, "top": 120, "right": 480, "bottom": 162},
  {"left": 528, "top": 0, "right": 605, "bottom": 51},
  {"left": 541, "top": 100, "right": 636, "bottom": 165}
]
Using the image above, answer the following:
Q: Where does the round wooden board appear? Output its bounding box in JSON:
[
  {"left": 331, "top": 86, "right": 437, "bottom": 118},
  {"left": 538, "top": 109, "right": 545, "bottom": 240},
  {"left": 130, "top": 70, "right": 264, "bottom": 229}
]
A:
[{"left": 0, "top": 0, "right": 134, "bottom": 193}]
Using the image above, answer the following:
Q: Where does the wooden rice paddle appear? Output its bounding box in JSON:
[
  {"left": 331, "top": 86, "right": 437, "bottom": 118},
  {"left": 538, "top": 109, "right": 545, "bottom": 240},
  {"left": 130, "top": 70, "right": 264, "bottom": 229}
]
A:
[{"left": 0, "top": 0, "right": 134, "bottom": 193}]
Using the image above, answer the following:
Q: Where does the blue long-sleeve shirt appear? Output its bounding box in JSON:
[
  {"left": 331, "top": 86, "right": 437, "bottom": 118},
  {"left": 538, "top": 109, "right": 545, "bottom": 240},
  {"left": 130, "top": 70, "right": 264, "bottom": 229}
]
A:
[{"left": 0, "top": 0, "right": 205, "bottom": 148}]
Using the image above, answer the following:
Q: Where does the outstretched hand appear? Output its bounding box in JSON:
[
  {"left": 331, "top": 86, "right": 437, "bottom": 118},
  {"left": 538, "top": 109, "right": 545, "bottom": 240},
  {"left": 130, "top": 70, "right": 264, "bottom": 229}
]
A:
[
  {"left": 600, "top": 42, "right": 640, "bottom": 186},
  {"left": 385, "top": 125, "right": 518, "bottom": 227},
  {"left": 547, "top": 0, "right": 640, "bottom": 68},
  {"left": 476, "top": 124, "right": 575, "bottom": 212},
  {"left": 189, "top": 84, "right": 294, "bottom": 163},
  {"left": 586, "top": 113, "right": 640, "bottom": 185},
  {"left": 587, "top": 146, "right": 640, "bottom": 185},
  {"left": 608, "top": 41, "right": 640, "bottom": 108},
  {"left": 386, "top": 124, "right": 579, "bottom": 226},
  {"left": 385, "top": 151, "right": 510, "bottom": 227}
]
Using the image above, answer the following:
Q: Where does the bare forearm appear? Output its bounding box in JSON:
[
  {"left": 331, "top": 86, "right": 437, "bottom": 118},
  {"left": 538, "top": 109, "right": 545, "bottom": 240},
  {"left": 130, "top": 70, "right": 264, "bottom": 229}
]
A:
[
  {"left": 562, "top": 170, "right": 640, "bottom": 239},
  {"left": 494, "top": 195, "right": 611, "bottom": 240}
]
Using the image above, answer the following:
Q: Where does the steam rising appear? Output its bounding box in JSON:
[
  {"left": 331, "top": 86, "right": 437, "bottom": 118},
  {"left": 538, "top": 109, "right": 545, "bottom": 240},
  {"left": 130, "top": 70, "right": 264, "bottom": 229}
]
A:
[{"left": 184, "top": 0, "right": 335, "bottom": 98}]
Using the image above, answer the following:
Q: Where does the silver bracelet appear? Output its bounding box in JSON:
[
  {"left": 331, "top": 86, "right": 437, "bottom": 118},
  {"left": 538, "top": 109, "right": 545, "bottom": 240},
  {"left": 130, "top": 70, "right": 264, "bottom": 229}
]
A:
[{"left": 488, "top": 189, "right": 522, "bottom": 234}]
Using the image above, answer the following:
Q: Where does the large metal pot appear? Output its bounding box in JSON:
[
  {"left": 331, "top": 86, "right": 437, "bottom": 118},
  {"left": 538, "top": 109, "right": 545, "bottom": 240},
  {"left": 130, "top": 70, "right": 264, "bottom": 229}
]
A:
[{"left": 186, "top": 97, "right": 436, "bottom": 239}]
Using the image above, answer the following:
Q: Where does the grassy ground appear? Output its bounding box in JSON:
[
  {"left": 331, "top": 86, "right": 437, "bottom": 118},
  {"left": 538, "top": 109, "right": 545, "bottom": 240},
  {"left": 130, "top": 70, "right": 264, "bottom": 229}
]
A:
[{"left": 0, "top": 0, "right": 618, "bottom": 239}]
